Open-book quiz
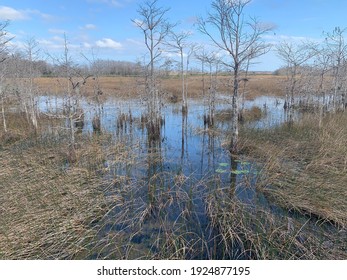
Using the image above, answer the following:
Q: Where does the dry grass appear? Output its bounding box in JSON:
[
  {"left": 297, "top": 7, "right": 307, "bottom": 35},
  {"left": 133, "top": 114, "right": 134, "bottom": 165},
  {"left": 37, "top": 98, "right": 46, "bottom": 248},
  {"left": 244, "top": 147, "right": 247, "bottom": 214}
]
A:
[
  {"left": 2, "top": 83, "right": 345, "bottom": 260},
  {"left": 210, "top": 112, "right": 347, "bottom": 259},
  {"left": 33, "top": 74, "right": 285, "bottom": 100},
  {"left": 0, "top": 142, "right": 113, "bottom": 259},
  {"left": 0, "top": 113, "right": 120, "bottom": 259},
  {"left": 241, "top": 112, "right": 347, "bottom": 228},
  {"left": 245, "top": 74, "right": 285, "bottom": 98},
  {"left": 206, "top": 189, "right": 347, "bottom": 259},
  {"left": 0, "top": 112, "right": 208, "bottom": 260}
]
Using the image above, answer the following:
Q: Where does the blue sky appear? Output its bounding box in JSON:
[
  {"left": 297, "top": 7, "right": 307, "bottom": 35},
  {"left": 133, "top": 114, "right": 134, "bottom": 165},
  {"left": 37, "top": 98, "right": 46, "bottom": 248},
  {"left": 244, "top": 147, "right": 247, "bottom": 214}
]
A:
[{"left": 1, "top": 0, "right": 346, "bottom": 71}]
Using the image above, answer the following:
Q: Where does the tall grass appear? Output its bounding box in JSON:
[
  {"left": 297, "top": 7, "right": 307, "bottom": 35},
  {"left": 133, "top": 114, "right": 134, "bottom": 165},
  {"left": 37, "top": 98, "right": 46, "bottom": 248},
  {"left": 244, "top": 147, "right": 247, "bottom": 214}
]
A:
[
  {"left": 0, "top": 141, "right": 112, "bottom": 259},
  {"left": 242, "top": 112, "right": 347, "bottom": 226},
  {"left": 1, "top": 104, "right": 346, "bottom": 260},
  {"left": 231, "top": 111, "right": 347, "bottom": 259}
]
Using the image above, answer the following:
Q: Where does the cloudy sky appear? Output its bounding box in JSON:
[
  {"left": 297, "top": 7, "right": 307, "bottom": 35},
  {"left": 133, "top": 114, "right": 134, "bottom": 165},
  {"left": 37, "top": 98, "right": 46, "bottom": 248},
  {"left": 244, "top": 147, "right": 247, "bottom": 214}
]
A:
[{"left": 1, "top": 0, "right": 347, "bottom": 71}]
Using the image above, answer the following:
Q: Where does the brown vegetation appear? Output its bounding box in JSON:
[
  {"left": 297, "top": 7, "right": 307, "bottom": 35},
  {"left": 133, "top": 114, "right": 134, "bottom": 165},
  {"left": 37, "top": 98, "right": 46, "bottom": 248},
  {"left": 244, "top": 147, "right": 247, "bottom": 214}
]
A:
[
  {"left": 33, "top": 74, "right": 285, "bottom": 100},
  {"left": 241, "top": 112, "right": 347, "bottom": 228}
]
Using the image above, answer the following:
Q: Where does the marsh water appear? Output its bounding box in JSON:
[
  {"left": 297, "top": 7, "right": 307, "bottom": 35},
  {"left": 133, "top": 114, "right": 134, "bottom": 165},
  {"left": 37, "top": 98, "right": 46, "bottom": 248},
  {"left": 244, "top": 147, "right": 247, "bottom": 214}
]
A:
[{"left": 38, "top": 94, "right": 325, "bottom": 259}]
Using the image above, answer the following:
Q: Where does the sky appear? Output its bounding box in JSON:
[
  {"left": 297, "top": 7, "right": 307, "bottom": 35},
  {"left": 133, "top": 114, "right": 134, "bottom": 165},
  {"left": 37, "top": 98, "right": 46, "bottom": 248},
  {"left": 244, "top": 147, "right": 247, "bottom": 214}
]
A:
[{"left": 1, "top": 0, "right": 347, "bottom": 71}]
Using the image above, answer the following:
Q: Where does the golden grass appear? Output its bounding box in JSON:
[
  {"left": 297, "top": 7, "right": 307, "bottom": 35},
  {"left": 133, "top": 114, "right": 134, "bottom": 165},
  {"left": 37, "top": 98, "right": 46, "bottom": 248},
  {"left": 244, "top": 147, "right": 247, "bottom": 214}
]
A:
[
  {"left": 0, "top": 143, "right": 113, "bottom": 259},
  {"left": 0, "top": 112, "right": 121, "bottom": 259},
  {"left": 34, "top": 76, "right": 139, "bottom": 99},
  {"left": 33, "top": 74, "right": 285, "bottom": 100},
  {"left": 241, "top": 112, "right": 347, "bottom": 228}
]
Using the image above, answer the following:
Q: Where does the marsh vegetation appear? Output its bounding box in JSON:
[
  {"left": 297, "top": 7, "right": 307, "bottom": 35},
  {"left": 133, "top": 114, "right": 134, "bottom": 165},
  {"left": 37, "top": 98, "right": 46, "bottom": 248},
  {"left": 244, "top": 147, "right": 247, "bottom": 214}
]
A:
[
  {"left": 1, "top": 77, "right": 346, "bottom": 260},
  {"left": 1, "top": 0, "right": 347, "bottom": 260}
]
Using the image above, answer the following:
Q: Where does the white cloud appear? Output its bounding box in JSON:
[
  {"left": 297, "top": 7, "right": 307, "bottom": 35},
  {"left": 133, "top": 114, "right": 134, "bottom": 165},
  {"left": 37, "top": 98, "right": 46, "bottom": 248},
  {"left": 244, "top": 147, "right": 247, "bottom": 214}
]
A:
[
  {"left": 0, "top": 6, "right": 56, "bottom": 22},
  {"left": 82, "top": 24, "right": 96, "bottom": 30},
  {"left": 37, "top": 39, "right": 61, "bottom": 50},
  {"left": 36, "top": 38, "right": 79, "bottom": 52},
  {"left": 51, "top": 36, "right": 65, "bottom": 42},
  {"left": 0, "top": 6, "right": 27, "bottom": 20},
  {"left": 95, "top": 38, "right": 122, "bottom": 49},
  {"left": 83, "top": 42, "right": 92, "bottom": 48}
]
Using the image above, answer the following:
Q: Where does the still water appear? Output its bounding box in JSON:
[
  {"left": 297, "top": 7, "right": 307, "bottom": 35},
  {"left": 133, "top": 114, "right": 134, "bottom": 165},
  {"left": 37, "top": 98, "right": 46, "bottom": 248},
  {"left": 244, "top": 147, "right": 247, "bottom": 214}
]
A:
[{"left": 38, "top": 94, "right": 305, "bottom": 259}]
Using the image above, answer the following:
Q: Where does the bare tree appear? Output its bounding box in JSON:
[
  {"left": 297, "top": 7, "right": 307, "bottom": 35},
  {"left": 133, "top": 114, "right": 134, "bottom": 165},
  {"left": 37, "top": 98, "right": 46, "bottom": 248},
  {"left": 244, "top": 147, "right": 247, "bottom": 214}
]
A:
[
  {"left": 48, "top": 35, "right": 91, "bottom": 160},
  {"left": 276, "top": 41, "right": 317, "bottom": 111},
  {"left": 0, "top": 21, "right": 13, "bottom": 133},
  {"left": 81, "top": 49, "right": 104, "bottom": 133},
  {"left": 184, "top": 43, "right": 198, "bottom": 97},
  {"left": 195, "top": 48, "right": 221, "bottom": 127},
  {"left": 313, "top": 46, "right": 331, "bottom": 101},
  {"left": 324, "top": 27, "right": 347, "bottom": 111},
  {"left": 23, "top": 37, "right": 40, "bottom": 132},
  {"left": 0, "top": 21, "right": 12, "bottom": 62},
  {"left": 0, "top": 68, "right": 8, "bottom": 133},
  {"left": 195, "top": 47, "right": 207, "bottom": 98},
  {"left": 132, "top": 0, "right": 173, "bottom": 140},
  {"left": 166, "top": 30, "right": 193, "bottom": 112},
  {"left": 198, "top": 0, "right": 272, "bottom": 153}
]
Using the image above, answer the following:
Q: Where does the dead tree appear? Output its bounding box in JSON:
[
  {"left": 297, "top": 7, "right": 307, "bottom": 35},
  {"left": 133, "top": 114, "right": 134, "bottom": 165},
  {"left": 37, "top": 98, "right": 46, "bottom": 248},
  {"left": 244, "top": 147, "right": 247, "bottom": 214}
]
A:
[
  {"left": 0, "top": 21, "right": 13, "bottom": 133},
  {"left": 23, "top": 37, "right": 40, "bottom": 133},
  {"left": 324, "top": 27, "right": 347, "bottom": 111},
  {"left": 49, "top": 35, "right": 91, "bottom": 157},
  {"left": 198, "top": 0, "right": 272, "bottom": 153},
  {"left": 276, "top": 41, "right": 317, "bottom": 124},
  {"left": 276, "top": 41, "right": 317, "bottom": 109},
  {"left": 196, "top": 49, "right": 220, "bottom": 127},
  {"left": 132, "top": 0, "right": 173, "bottom": 140},
  {"left": 165, "top": 30, "right": 193, "bottom": 113}
]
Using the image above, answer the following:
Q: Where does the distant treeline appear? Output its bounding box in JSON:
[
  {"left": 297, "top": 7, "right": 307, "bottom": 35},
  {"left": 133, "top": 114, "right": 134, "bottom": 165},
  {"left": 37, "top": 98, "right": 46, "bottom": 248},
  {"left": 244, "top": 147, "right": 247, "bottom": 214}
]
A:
[{"left": 1, "top": 53, "right": 145, "bottom": 77}]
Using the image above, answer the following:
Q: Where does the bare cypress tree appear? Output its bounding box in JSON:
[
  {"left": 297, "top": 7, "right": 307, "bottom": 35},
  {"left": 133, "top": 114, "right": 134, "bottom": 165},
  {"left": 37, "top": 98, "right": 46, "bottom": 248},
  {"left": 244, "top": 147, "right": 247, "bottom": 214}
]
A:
[
  {"left": 48, "top": 35, "right": 91, "bottom": 161},
  {"left": 166, "top": 30, "right": 192, "bottom": 112},
  {"left": 324, "top": 27, "right": 347, "bottom": 111},
  {"left": 276, "top": 41, "right": 317, "bottom": 125},
  {"left": 311, "top": 45, "right": 331, "bottom": 127},
  {"left": 276, "top": 41, "right": 317, "bottom": 110},
  {"left": 23, "top": 37, "right": 40, "bottom": 132},
  {"left": 132, "top": 0, "right": 173, "bottom": 140},
  {"left": 0, "top": 21, "right": 13, "bottom": 133},
  {"left": 195, "top": 49, "right": 220, "bottom": 127},
  {"left": 198, "top": 0, "right": 272, "bottom": 153}
]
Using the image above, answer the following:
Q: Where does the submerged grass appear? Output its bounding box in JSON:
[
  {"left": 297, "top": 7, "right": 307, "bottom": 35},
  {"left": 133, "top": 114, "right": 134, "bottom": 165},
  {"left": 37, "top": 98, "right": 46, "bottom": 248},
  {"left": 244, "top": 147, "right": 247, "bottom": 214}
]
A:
[{"left": 0, "top": 112, "right": 211, "bottom": 260}]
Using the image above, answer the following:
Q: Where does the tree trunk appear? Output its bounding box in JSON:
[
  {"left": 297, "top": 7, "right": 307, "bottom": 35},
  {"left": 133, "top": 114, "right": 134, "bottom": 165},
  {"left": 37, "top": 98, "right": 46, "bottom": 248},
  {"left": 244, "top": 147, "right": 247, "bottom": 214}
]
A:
[
  {"left": 1, "top": 95, "right": 7, "bottom": 133},
  {"left": 230, "top": 66, "right": 239, "bottom": 154}
]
